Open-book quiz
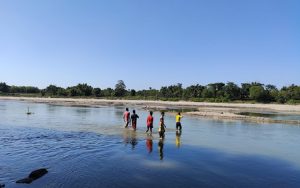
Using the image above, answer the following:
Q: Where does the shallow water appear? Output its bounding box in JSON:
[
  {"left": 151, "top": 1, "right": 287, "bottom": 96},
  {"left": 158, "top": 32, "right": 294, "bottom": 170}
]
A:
[
  {"left": 238, "top": 111, "right": 300, "bottom": 121},
  {"left": 1, "top": 100, "right": 300, "bottom": 188}
]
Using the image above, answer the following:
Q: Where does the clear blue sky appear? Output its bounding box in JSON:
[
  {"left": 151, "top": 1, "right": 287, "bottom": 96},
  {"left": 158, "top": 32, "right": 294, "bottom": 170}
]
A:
[{"left": 0, "top": 0, "right": 299, "bottom": 90}]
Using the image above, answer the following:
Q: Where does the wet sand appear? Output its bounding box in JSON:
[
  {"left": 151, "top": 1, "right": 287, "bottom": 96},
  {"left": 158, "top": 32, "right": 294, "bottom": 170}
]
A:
[{"left": 1, "top": 96, "right": 300, "bottom": 125}]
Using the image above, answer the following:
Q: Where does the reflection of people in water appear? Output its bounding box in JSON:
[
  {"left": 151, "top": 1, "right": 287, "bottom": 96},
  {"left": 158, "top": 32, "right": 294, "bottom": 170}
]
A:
[
  {"left": 158, "top": 138, "right": 164, "bottom": 160},
  {"left": 123, "top": 129, "right": 138, "bottom": 150},
  {"left": 176, "top": 131, "right": 182, "bottom": 148},
  {"left": 130, "top": 132, "right": 138, "bottom": 149},
  {"left": 146, "top": 136, "right": 153, "bottom": 153}
]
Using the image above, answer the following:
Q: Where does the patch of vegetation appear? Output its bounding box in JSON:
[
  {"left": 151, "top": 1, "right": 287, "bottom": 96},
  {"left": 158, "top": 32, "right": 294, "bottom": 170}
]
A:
[{"left": 1, "top": 81, "right": 300, "bottom": 104}]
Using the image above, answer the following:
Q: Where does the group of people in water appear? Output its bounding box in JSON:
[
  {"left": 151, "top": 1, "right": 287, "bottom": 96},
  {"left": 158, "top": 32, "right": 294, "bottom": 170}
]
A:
[
  {"left": 122, "top": 107, "right": 183, "bottom": 160},
  {"left": 123, "top": 107, "right": 183, "bottom": 139}
]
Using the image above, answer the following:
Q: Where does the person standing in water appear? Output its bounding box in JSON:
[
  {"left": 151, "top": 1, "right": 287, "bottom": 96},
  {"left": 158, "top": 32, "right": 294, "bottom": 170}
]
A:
[
  {"left": 158, "top": 112, "right": 166, "bottom": 139},
  {"left": 146, "top": 111, "right": 154, "bottom": 134},
  {"left": 123, "top": 108, "right": 130, "bottom": 128},
  {"left": 131, "top": 110, "right": 139, "bottom": 130},
  {"left": 176, "top": 112, "right": 183, "bottom": 131}
]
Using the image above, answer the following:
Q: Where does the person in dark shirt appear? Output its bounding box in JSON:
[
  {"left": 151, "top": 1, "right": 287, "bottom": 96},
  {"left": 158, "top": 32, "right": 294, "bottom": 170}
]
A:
[
  {"left": 158, "top": 112, "right": 166, "bottom": 139},
  {"left": 131, "top": 110, "right": 139, "bottom": 130}
]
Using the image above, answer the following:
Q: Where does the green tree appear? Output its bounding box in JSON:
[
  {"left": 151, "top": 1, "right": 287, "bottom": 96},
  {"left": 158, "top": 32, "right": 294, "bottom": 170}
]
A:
[
  {"left": 115, "top": 80, "right": 126, "bottom": 97},
  {"left": 130, "top": 89, "right": 136, "bottom": 96},
  {"left": 67, "top": 87, "right": 81, "bottom": 96},
  {"left": 25, "top": 86, "right": 40, "bottom": 93},
  {"left": 249, "top": 85, "right": 265, "bottom": 102},
  {"left": 251, "top": 82, "right": 264, "bottom": 87},
  {"left": 184, "top": 84, "right": 205, "bottom": 99},
  {"left": 93, "top": 88, "right": 102, "bottom": 97},
  {"left": 241, "top": 83, "right": 251, "bottom": 100},
  {"left": 76, "top": 83, "right": 93, "bottom": 96},
  {"left": 57, "top": 88, "right": 68, "bottom": 96},
  {"left": 265, "top": 84, "right": 277, "bottom": 91},
  {"left": 0, "top": 82, "right": 10, "bottom": 93},
  {"left": 173, "top": 83, "right": 183, "bottom": 98},
  {"left": 9, "top": 86, "right": 18, "bottom": 93},
  {"left": 207, "top": 83, "right": 225, "bottom": 98},
  {"left": 265, "top": 84, "right": 278, "bottom": 102},
  {"left": 287, "top": 85, "right": 300, "bottom": 100},
  {"left": 45, "top": 85, "right": 61, "bottom": 96},
  {"left": 202, "top": 87, "right": 214, "bottom": 98},
  {"left": 159, "top": 86, "right": 169, "bottom": 98},
  {"left": 224, "top": 82, "right": 240, "bottom": 100},
  {"left": 276, "top": 90, "right": 288, "bottom": 103},
  {"left": 292, "top": 86, "right": 300, "bottom": 100},
  {"left": 102, "top": 88, "right": 114, "bottom": 97}
]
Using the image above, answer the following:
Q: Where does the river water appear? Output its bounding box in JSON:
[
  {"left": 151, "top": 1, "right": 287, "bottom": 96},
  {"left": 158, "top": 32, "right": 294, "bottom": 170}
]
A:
[{"left": 0, "top": 100, "right": 300, "bottom": 188}]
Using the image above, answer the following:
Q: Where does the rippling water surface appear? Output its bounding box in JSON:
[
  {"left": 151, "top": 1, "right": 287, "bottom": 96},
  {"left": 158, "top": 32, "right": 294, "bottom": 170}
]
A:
[{"left": 1, "top": 100, "right": 300, "bottom": 188}]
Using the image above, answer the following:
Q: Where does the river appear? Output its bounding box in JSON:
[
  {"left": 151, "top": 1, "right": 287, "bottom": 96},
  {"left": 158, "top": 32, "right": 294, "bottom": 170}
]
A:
[{"left": 0, "top": 100, "right": 300, "bottom": 187}]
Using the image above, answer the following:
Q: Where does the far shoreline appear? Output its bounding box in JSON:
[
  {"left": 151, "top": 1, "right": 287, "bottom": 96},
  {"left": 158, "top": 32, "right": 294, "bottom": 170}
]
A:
[{"left": 1, "top": 96, "right": 300, "bottom": 125}]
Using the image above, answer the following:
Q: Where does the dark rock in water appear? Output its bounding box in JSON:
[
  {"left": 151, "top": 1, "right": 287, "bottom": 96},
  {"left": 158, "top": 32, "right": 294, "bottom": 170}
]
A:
[
  {"left": 16, "top": 168, "right": 48, "bottom": 184},
  {"left": 0, "top": 183, "right": 5, "bottom": 188},
  {"left": 16, "top": 178, "right": 33, "bottom": 184},
  {"left": 29, "top": 168, "right": 48, "bottom": 180}
]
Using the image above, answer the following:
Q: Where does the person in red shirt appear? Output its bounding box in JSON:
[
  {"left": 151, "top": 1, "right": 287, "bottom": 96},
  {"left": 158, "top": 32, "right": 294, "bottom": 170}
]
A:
[
  {"left": 123, "top": 108, "right": 130, "bottom": 128},
  {"left": 146, "top": 111, "right": 154, "bottom": 133}
]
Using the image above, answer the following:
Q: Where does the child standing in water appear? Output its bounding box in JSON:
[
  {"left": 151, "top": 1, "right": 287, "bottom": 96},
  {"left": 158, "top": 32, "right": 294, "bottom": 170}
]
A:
[
  {"left": 146, "top": 111, "right": 154, "bottom": 134},
  {"left": 158, "top": 112, "right": 166, "bottom": 139},
  {"left": 131, "top": 110, "right": 139, "bottom": 130}
]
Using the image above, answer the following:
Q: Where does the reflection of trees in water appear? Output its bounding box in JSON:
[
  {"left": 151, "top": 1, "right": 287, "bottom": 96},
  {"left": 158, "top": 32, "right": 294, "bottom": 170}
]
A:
[
  {"left": 114, "top": 106, "right": 139, "bottom": 119},
  {"left": 75, "top": 108, "right": 91, "bottom": 114},
  {"left": 123, "top": 129, "right": 138, "bottom": 150},
  {"left": 114, "top": 108, "right": 125, "bottom": 118},
  {"left": 158, "top": 139, "right": 164, "bottom": 160},
  {"left": 74, "top": 108, "right": 92, "bottom": 120},
  {"left": 47, "top": 104, "right": 58, "bottom": 112},
  {"left": 176, "top": 131, "right": 182, "bottom": 148}
]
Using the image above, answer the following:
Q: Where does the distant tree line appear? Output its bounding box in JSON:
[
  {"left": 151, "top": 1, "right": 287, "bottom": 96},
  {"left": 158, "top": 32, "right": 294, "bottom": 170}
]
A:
[{"left": 1, "top": 80, "right": 300, "bottom": 104}]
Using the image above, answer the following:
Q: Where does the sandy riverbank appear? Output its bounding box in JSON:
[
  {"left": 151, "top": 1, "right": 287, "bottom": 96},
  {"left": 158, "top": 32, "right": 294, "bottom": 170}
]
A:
[{"left": 1, "top": 96, "right": 300, "bottom": 125}]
